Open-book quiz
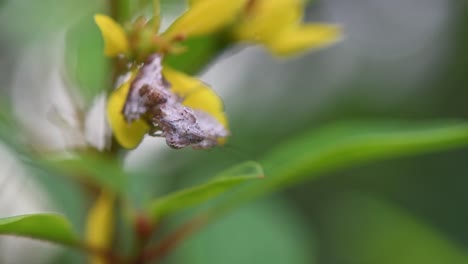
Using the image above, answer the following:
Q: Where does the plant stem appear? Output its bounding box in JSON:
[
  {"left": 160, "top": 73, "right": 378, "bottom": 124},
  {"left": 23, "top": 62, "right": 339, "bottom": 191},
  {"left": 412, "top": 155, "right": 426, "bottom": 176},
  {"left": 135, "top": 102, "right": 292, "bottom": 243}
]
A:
[
  {"left": 138, "top": 214, "right": 210, "bottom": 263},
  {"left": 77, "top": 241, "right": 125, "bottom": 263}
]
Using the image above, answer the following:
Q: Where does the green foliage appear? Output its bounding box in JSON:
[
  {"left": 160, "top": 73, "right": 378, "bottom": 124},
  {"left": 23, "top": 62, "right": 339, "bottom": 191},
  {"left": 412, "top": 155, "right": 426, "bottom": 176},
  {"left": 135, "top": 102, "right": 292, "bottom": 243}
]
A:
[
  {"left": 0, "top": 102, "right": 19, "bottom": 150},
  {"left": 3, "top": 120, "right": 468, "bottom": 257},
  {"left": 66, "top": 15, "right": 109, "bottom": 104},
  {"left": 164, "top": 34, "right": 229, "bottom": 74},
  {"left": 148, "top": 161, "right": 263, "bottom": 219},
  {"left": 262, "top": 120, "right": 468, "bottom": 187},
  {"left": 195, "top": 121, "right": 468, "bottom": 219},
  {"left": 0, "top": 0, "right": 99, "bottom": 42},
  {"left": 1, "top": 0, "right": 468, "bottom": 263},
  {"left": 0, "top": 214, "right": 79, "bottom": 246}
]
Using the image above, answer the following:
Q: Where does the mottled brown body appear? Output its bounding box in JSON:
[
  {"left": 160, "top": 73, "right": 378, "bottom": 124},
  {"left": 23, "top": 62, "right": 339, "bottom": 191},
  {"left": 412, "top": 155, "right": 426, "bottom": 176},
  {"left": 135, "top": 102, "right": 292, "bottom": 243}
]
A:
[{"left": 122, "top": 53, "right": 228, "bottom": 149}]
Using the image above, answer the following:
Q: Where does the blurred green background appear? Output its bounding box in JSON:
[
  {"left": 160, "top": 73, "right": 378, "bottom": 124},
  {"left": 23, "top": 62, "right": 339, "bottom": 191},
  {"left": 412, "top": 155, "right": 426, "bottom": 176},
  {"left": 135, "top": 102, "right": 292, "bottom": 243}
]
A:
[{"left": 0, "top": 0, "right": 467, "bottom": 263}]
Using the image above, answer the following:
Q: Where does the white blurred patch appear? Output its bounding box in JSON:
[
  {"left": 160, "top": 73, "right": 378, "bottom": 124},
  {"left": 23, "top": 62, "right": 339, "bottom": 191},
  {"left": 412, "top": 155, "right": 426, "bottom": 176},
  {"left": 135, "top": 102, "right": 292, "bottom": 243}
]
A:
[
  {"left": 159, "top": 2, "right": 188, "bottom": 32},
  {"left": 85, "top": 93, "right": 112, "bottom": 151},
  {"left": 198, "top": 0, "right": 451, "bottom": 113},
  {"left": 124, "top": 137, "right": 167, "bottom": 171},
  {"left": 322, "top": 0, "right": 451, "bottom": 98},
  {"left": 0, "top": 144, "right": 60, "bottom": 264},
  {"left": 9, "top": 30, "right": 111, "bottom": 152},
  {"left": 327, "top": 0, "right": 449, "bottom": 62},
  {"left": 10, "top": 31, "right": 87, "bottom": 151}
]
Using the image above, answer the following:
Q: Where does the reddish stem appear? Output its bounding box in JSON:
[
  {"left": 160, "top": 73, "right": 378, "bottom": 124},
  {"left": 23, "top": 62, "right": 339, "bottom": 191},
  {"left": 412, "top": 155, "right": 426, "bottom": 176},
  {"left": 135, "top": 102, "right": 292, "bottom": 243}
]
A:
[
  {"left": 138, "top": 214, "right": 209, "bottom": 263},
  {"left": 77, "top": 241, "right": 125, "bottom": 263}
]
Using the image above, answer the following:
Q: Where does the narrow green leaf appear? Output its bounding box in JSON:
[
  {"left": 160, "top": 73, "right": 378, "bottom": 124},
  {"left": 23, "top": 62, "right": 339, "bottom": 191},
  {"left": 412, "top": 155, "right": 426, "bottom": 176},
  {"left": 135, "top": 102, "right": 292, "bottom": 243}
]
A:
[
  {"left": 0, "top": 213, "right": 79, "bottom": 246},
  {"left": 148, "top": 161, "right": 264, "bottom": 219},
  {"left": 198, "top": 121, "right": 468, "bottom": 218},
  {"left": 257, "top": 120, "right": 468, "bottom": 197}
]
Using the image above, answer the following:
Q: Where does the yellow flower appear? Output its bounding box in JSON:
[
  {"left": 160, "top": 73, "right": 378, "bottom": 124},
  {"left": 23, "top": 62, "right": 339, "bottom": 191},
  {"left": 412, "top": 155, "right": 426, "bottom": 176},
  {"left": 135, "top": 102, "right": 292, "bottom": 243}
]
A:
[
  {"left": 94, "top": 15, "right": 129, "bottom": 57},
  {"left": 85, "top": 190, "right": 115, "bottom": 264},
  {"left": 95, "top": 0, "right": 340, "bottom": 149},
  {"left": 106, "top": 73, "right": 150, "bottom": 149},
  {"left": 94, "top": 0, "right": 248, "bottom": 60},
  {"left": 94, "top": 2, "right": 232, "bottom": 149},
  {"left": 163, "top": 67, "right": 228, "bottom": 128},
  {"left": 231, "top": 0, "right": 341, "bottom": 55},
  {"left": 164, "top": 0, "right": 248, "bottom": 40}
]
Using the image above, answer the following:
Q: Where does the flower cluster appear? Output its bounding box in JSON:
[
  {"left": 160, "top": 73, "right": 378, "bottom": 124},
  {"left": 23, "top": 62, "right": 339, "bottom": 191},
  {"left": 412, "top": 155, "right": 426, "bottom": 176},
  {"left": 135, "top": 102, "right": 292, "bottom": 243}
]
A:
[{"left": 95, "top": 0, "right": 341, "bottom": 149}]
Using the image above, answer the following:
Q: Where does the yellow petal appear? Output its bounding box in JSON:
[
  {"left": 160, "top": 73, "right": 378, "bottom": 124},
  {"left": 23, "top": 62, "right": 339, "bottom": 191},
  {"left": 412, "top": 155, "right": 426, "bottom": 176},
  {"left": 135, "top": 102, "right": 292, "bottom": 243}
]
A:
[
  {"left": 94, "top": 14, "right": 129, "bottom": 57},
  {"left": 107, "top": 76, "right": 150, "bottom": 149},
  {"left": 163, "top": 0, "right": 248, "bottom": 40},
  {"left": 85, "top": 190, "right": 115, "bottom": 264},
  {"left": 163, "top": 67, "right": 228, "bottom": 128},
  {"left": 266, "top": 24, "right": 342, "bottom": 55},
  {"left": 232, "top": 0, "right": 303, "bottom": 43}
]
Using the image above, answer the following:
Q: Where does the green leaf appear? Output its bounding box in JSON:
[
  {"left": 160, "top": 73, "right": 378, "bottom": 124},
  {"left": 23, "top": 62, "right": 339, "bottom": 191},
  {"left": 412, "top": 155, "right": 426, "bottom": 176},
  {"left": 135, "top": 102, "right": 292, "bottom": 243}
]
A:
[
  {"left": 258, "top": 120, "right": 468, "bottom": 197},
  {"left": 164, "top": 34, "right": 229, "bottom": 75},
  {"left": 66, "top": 14, "right": 109, "bottom": 104},
  {"left": 199, "top": 121, "right": 468, "bottom": 217},
  {"left": 0, "top": 214, "right": 79, "bottom": 246},
  {"left": 147, "top": 161, "right": 264, "bottom": 219}
]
